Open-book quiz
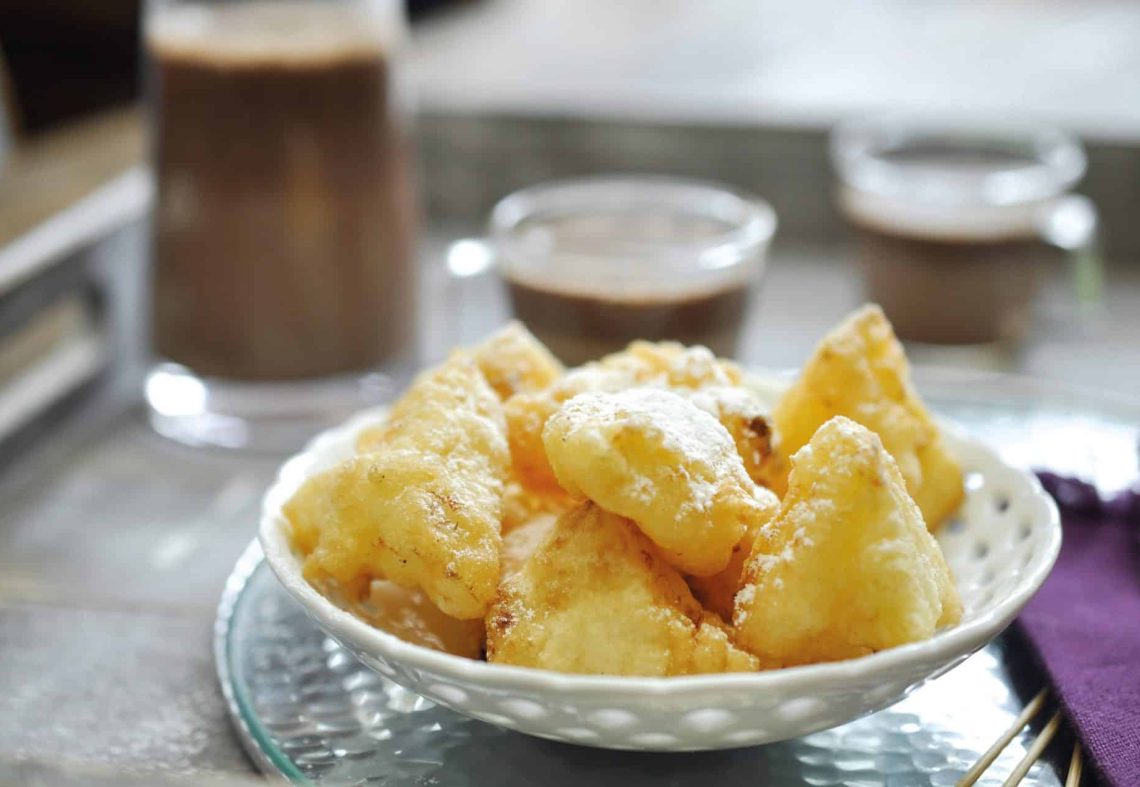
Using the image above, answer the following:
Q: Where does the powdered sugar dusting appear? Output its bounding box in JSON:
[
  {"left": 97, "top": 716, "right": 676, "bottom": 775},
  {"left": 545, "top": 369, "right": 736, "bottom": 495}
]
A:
[
  {"left": 555, "top": 363, "right": 640, "bottom": 399},
  {"left": 558, "top": 387, "right": 740, "bottom": 476},
  {"left": 629, "top": 473, "right": 655, "bottom": 503},
  {"left": 554, "top": 387, "right": 750, "bottom": 522},
  {"left": 549, "top": 341, "right": 741, "bottom": 401},
  {"left": 546, "top": 383, "right": 762, "bottom": 575},
  {"left": 666, "top": 345, "right": 731, "bottom": 384},
  {"left": 686, "top": 385, "right": 768, "bottom": 420},
  {"left": 734, "top": 583, "right": 757, "bottom": 624},
  {"left": 680, "top": 476, "right": 718, "bottom": 519}
]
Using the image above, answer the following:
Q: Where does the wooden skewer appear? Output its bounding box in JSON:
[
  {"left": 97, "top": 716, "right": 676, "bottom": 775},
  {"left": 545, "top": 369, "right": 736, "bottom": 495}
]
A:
[
  {"left": 1065, "top": 742, "right": 1084, "bottom": 787},
  {"left": 1001, "top": 710, "right": 1063, "bottom": 786},
  {"left": 957, "top": 688, "right": 1049, "bottom": 787}
]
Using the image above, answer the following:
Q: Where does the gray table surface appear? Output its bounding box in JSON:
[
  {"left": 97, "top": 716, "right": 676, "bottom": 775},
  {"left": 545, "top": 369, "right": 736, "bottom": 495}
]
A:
[{"left": 0, "top": 227, "right": 1137, "bottom": 782}]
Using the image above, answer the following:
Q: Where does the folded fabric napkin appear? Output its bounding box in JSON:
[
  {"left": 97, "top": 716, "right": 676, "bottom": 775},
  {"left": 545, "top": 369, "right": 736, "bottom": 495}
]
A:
[{"left": 1018, "top": 473, "right": 1140, "bottom": 787}]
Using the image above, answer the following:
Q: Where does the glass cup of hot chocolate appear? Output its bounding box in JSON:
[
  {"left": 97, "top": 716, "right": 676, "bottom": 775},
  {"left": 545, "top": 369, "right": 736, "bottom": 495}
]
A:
[
  {"left": 143, "top": 0, "right": 416, "bottom": 450},
  {"left": 490, "top": 176, "right": 777, "bottom": 366},
  {"left": 831, "top": 116, "right": 1101, "bottom": 358}
]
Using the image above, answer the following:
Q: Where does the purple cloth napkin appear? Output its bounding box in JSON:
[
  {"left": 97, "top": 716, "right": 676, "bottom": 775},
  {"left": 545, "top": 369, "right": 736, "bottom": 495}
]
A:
[{"left": 1018, "top": 477, "right": 1140, "bottom": 787}]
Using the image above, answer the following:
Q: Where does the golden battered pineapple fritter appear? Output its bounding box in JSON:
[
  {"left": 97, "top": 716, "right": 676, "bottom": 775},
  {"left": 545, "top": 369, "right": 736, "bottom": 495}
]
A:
[
  {"left": 771, "top": 305, "right": 964, "bottom": 527},
  {"left": 469, "top": 321, "right": 564, "bottom": 401},
  {"left": 733, "top": 416, "right": 962, "bottom": 666},
  {"left": 487, "top": 503, "right": 759, "bottom": 676},
  {"left": 286, "top": 353, "right": 509, "bottom": 620},
  {"left": 503, "top": 341, "right": 743, "bottom": 493},
  {"left": 543, "top": 387, "right": 779, "bottom": 577}
]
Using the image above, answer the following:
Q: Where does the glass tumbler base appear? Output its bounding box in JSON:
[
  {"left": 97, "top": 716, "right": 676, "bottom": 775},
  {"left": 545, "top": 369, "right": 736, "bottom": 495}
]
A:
[{"left": 144, "top": 363, "right": 399, "bottom": 453}]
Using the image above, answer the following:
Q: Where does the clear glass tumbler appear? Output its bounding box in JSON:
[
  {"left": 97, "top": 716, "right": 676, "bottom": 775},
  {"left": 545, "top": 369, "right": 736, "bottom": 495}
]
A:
[
  {"left": 491, "top": 176, "right": 777, "bottom": 365},
  {"left": 831, "top": 116, "right": 1100, "bottom": 351},
  {"left": 143, "top": 0, "right": 417, "bottom": 450}
]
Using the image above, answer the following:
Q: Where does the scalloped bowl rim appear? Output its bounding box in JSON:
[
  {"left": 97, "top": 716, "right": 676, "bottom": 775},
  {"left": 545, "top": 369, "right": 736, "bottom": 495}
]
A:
[{"left": 258, "top": 380, "right": 1061, "bottom": 700}]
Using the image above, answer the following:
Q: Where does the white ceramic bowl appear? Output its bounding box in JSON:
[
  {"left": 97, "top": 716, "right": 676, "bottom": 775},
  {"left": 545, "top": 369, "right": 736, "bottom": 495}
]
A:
[{"left": 259, "top": 383, "right": 1060, "bottom": 752}]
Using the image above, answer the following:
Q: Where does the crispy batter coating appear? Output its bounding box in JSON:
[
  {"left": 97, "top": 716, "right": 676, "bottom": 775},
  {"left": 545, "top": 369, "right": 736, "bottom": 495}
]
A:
[
  {"left": 771, "top": 305, "right": 964, "bottom": 527},
  {"left": 543, "top": 388, "right": 779, "bottom": 576},
  {"left": 501, "top": 477, "right": 573, "bottom": 535},
  {"left": 356, "top": 352, "right": 509, "bottom": 457},
  {"left": 685, "top": 386, "right": 783, "bottom": 491},
  {"left": 286, "top": 354, "right": 509, "bottom": 620},
  {"left": 687, "top": 515, "right": 765, "bottom": 622},
  {"left": 753, "top": 451, "right": 789, "bottom": 498},
  {"left": 733, "top": 417, "right": 963, "bottom": 666},
  {"left": 504, "top": 341, "right": 742, "bottom": 493},
  {"left": 469, "top": 321, "right": 563, "bottom": 401},
  {"left": 501, "top": 512, "right": 558, "bottom": 580},
  {"left": 691, "top": 615, "right": 768, "bottom": 673},
  {"left": 679, "top": 390, "right": 784, "bottom": 617},
  {"left": 603, "top": 340, "right": 743, "bottom": 387},
  {"left": 487, "top": 503, "right": 759, "bottom": 675}
]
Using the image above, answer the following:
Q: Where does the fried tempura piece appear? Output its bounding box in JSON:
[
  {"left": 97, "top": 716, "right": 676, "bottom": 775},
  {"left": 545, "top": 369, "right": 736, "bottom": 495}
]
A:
[
  {"left": 543, "top": 388, "right": 780, "bottom": 576},
  {"left": 504, "top": 341, "right": 742, "bottom": 493},
  {"left": 287, "top": 354, "right": 509, "bottom": 620},
  {"left": 679, "top": 389, "right": 785, "bottom": 615},
  {"left": 733, "top": 417, "right": 963, "bottom": 666},
  {"left": 771, "top": 305, "right": 964, "bottom": 527},
  {"left": 356, "top": 352, "right": 509, "bottom": 457},
  {"left": 501, "top": 477, "right": 573, "bottom": 535},
  {"left": 603, "top": 340, "right": 743, "bottom": 388},
  {"left": 685, "top": 386, "right": 783, "bottom": 491},
  {"left": 487, "top": 503, "right": 759, "bottom": 675},
  {"left": 686, "top": 517, "right": 762, "bottom": 622},
  {"left": 470, "top": 321, "right": 563, "bottom": 401},
  {"left": 690, "top": 616, "right": 767, "bottom": 673},
  {"left": 501, "top": 512, "right": 558, "bottom": 580},
  {"left": 754, "top": 451, "right": 789, "bottom": 498}
]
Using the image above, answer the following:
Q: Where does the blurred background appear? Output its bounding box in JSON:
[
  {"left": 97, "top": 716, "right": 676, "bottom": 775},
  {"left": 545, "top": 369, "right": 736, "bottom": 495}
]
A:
[{"left": 2, "top": 0, "right": 1138, "bottom": 408}]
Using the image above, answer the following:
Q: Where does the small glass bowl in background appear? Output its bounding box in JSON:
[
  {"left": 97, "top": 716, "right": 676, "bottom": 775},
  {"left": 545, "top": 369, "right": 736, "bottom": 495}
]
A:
[{"left": 490, "top": 176, "right": 777, "bottom": 365}]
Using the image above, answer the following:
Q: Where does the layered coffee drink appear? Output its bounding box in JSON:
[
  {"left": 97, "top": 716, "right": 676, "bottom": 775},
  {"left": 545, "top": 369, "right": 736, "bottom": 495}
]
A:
[{"left": 148, "top": 1, "right": 415, "bottom": 381}]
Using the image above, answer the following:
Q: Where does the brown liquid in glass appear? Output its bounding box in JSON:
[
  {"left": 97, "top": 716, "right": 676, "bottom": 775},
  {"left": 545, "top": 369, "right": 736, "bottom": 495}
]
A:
[
  {"left": 149, "top": 5, "right": 415, "bottom": 380},
  {"left": 848, "top": 143, "right": 1058, "bottom": 345},
  {"left": 854, "top": 227, "right": 1055, "bottom": 345},
  {"left": 506, "top": 279, "right": 749, "bottom": 366}
]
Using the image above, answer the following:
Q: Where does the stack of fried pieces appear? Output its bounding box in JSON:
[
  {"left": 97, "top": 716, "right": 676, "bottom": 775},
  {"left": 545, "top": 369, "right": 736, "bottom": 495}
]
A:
[{"left": 285, "top": 305, "right": 965, "bottom": 675}]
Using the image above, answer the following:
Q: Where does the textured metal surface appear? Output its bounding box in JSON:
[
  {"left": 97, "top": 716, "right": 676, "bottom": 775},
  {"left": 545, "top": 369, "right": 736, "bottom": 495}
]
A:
[{"left": 218, "top": 543, "right": 1064, "bottom": 786}]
